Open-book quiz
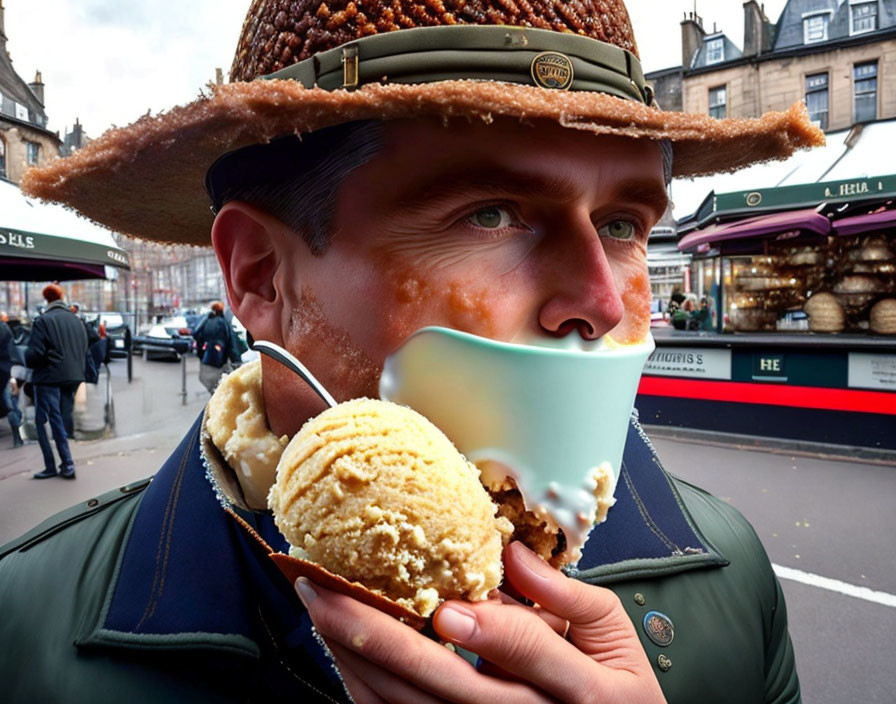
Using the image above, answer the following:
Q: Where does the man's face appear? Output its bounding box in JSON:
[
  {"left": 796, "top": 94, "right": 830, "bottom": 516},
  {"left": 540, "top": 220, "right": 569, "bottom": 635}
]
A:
[{"left": 278, "top": 118, "right": 667, "bottom": 402}]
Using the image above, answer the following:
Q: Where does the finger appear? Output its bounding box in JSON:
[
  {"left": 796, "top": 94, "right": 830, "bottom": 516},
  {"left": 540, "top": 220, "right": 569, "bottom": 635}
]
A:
[
  {"left": 434, "top": 598, "right": 600, "bottom": 703},
  {"left": 297, "top": 578, "right": 549, "bottom": 704},
  {"left": 327, "top": 639, "right": 449, "bottom": 704},
  {"left": 497, "top": 590, "right": 569, "bottom": 637},
  {"left": 503, "top": 542, "right": 640, "bottom": 657}
]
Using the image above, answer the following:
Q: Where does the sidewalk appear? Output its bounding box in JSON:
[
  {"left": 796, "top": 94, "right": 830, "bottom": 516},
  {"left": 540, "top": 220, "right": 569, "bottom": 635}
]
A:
[{"left": 0, "top": 355, "right": 211, "bottom": 543}]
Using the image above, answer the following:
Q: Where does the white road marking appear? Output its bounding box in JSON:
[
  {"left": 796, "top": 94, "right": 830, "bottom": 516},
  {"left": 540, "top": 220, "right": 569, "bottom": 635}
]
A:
[{"left": 773, "top": 564, "right": 896, "bottom": 608}]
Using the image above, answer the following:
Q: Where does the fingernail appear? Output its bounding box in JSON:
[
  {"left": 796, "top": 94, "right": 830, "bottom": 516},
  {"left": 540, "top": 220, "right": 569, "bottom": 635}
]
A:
[
  {"left": 437, "top": 604, "right": 477, "bottom": 642},
  {"left": 510, "top": 541, "right": 551, "bottom": 580},
  {"left": 295, "top": 577, "right": 317, "bottom": 607}
]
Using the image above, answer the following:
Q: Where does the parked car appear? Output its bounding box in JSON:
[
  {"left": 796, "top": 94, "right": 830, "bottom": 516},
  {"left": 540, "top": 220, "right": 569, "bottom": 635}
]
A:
[
  {"left": 90, "top": 312, "right": 131, "bottom": 358},
  {"left": 133, "top": 316, "right": 193, "bottom": 361}
]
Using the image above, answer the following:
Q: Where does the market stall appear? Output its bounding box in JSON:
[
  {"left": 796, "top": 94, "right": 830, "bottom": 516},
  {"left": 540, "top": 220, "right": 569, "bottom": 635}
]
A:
[
  {"left": 0, "top": 178, "right": 129, "bottom": 281},
  {"left": 637, "top": 168, "right": 896, "bottom": 451}
]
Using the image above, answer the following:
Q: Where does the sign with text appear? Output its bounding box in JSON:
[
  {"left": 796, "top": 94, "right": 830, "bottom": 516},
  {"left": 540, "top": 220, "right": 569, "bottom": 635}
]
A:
[
  {"left": 848, "top": 353, "right": 896, "bottom": 391},
  {"left": 752, "top": 353, "right": 787, "bottom": 382},
  {"left": 643, "top": 348, "right": 732, "bottom": 380}
]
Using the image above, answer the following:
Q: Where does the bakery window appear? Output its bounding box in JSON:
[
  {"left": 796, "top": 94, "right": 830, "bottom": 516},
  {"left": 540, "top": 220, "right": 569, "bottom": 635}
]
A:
[{"left": 724, "top": 233, "right": 895, "bottom": 335}]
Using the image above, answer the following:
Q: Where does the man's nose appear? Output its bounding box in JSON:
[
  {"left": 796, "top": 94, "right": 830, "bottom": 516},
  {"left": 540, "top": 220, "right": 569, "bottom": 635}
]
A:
[{"left": 537, "top": 220, "right": 624, "bottom": 340}]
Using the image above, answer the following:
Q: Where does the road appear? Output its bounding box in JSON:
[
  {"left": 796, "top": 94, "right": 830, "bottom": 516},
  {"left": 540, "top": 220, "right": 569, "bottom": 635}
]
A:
[
  {"left": 0, "top": 358, "right": 893, "bottom": 703},
  {"left": 648, "top": 429, "right": 895, "bottom": 704}
]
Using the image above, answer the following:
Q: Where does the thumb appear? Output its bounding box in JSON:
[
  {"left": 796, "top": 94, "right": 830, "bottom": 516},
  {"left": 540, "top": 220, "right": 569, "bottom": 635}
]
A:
[{"left": 503, "top": 542, "right": 641, "bottom": 661}]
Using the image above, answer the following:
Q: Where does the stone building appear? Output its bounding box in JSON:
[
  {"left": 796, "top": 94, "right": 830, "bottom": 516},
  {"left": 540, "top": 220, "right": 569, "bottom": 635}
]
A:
[
  {"left": 654, "top": 0, "right": 896, "bottom": 132},
  {"left": 0, "top": 1, "right": 60, "bottom": 183}
]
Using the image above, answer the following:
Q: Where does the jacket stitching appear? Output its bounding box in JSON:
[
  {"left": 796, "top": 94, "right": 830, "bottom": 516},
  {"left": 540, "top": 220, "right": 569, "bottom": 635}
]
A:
[
  {"left": 621, "top": 461, "right": 680, "bottom": 554},
  {"left": 135, "top": 428, "right": 197, "bottom": 630},
  {"left": 257, "top": 606, "right": 345, "bottom": 703}
]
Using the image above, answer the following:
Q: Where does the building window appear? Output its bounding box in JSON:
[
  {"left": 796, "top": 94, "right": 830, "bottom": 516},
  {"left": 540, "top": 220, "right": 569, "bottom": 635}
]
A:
[
  {"left": 705, "top": 38, "right": 724, "bottom": 65},
  {"left": 853, "top": 61, "right": 878, "bottom": 123},
  {"left": 26, "top": 141, "right": 40, "bottom": 166},
  {"left": 0, "top": 138, "right": 6, "bottom": 179},
  {"left": 709, "top": 86, "right": 727, "bottom": 119},
  {"left": 803, "top": 14, "right": 830, "bottom": 43},
  {"left": 806, "top": 73, "right": 829, "bottom": 130},
  {"left": 850, "top": 2, "right": 879, "bottom": 34}
]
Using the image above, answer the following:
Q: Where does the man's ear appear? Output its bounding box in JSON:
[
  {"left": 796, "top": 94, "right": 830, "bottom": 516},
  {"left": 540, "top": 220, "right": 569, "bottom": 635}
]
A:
[{"left": 211, "top": 202, "right": 284, "bottom": 344}]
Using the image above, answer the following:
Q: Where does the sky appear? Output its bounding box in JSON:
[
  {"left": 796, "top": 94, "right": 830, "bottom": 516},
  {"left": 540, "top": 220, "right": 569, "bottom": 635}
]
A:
[{"left": 3, "top": 0, "right": 790, "bottom": 138}]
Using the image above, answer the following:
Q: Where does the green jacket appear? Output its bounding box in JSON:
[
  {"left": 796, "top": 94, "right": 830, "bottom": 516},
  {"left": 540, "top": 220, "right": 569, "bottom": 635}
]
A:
[{"left": 0, "top": 413, "right": 799, "bottom": 703}]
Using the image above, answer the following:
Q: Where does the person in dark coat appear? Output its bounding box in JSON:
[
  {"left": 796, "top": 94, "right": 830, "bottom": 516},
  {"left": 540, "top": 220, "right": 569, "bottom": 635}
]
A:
[
  {"left": 192, "top": 301, "right": 234, "bottom": 393},
  {"left": 0, "top": 317, "right": 24, "bottom": 447},
  {"left": 24, "top": 284, "right": 88, "bottom": 479}
]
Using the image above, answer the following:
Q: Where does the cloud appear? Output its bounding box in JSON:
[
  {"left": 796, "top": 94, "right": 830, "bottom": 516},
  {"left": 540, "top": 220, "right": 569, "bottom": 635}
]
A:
[
  {"left": 3, "top": 0, "right": 790, "bottom": 138},
  {"left": 5, "top": 0, "right": 248, "bottom": 136}
]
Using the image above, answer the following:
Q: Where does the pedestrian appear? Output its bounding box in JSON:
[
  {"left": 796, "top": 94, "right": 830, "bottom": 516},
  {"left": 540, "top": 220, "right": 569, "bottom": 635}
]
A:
[
  {"left": 0, "top": 316, "right": 24, "bottom": 447},
  {"left": 693, "top": 297, "right": 714, "bottom": 332},
  {"left": 192, "top": 301, "right": 235, "bottom": 393},
  {"left": 4, "top": 1, "right": 824, "bottom": 701},
  {"left": 23, "top": 283, "right": 88, "bottom": 479}
]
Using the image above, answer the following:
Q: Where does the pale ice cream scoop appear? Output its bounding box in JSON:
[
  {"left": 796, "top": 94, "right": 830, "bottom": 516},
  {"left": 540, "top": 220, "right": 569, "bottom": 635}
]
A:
[{"left": 268, "top": 398, "right": 513, "bottom": 618}]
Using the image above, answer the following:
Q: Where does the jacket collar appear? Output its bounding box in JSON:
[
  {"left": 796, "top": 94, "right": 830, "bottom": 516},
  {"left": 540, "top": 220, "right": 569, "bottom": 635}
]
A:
[
  {"left": 44, "top": 300, "right": 69, "bottom": 313},
  {"left": 571, "top": 414, "right": 728, "bottom": 583},
  {"left": 76, "top": 414, "right": 303, "bottom": 658}
]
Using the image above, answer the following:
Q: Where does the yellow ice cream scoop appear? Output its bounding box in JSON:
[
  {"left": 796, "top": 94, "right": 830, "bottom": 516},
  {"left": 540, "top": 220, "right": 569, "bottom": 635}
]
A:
[{"left": 268, "top": 397, "right": 513, "bottom": 620}]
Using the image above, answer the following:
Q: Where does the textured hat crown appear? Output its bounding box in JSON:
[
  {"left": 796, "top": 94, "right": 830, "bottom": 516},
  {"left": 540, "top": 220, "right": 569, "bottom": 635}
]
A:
[{"left": 231, "top": 0, "right": 639, "bottom": 82}]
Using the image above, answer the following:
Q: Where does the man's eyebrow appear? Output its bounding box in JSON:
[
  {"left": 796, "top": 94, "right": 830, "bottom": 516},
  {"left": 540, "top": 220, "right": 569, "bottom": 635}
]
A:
[
  {"left": 393, "top": 168, "right": 581, "bottom": 211},
  {"left": 610, "top": 178, "right": 670, "bottom": 220}
]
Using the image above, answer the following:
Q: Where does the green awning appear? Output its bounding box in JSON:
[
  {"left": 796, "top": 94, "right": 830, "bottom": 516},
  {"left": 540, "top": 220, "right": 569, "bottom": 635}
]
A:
[{"left": 682, "top": 174, "right": 896, "bottom": 233}]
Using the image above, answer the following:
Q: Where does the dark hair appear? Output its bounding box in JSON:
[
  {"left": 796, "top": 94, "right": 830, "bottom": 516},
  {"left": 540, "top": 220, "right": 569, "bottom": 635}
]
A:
[{"left": 206, "top": 121, "right": 385, "bottom": 255}]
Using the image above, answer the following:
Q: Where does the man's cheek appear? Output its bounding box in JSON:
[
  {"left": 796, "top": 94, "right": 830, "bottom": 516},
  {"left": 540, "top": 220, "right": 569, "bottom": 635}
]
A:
[
  {"left": 383, "top": 264, "right": 500, "bottom": 342},
  {"left": 609, "top": 256, "right": 651, "bottom": 345}
]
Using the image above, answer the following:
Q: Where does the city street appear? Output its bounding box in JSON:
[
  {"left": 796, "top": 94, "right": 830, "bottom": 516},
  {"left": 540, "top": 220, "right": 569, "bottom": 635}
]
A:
[{"left": 0, "top": 357, "right": 893, "bottom": 704}]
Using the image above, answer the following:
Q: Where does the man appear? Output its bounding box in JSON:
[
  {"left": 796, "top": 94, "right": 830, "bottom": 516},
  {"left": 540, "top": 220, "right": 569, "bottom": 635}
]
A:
[
  {"left": 4, "top": 1, "right": 823, "bottom": 701},
  {"left": 192, "top": 300, "right": 239, "bottom": 393},
  {"left": 693, "top": 297, "right": 714, "bottom": 332},
  {"left": 0, "top": 315, "right": 24, "bottom": 447},
  {"left": 23, "top": 284, "right": 88, "bottom": 479}
]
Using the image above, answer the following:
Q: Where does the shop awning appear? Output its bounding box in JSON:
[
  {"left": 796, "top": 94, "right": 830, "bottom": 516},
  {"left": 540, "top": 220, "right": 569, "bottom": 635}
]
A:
[
  {"left": 682, "top": 174, "right": 896, "bottom": 233},
  {"left": 678, "top": 209, "right": 830, "bottom": 254},
  {"left": 674, "top": 118, "right": 896, "bottom": 231},
  {"left": 832, "top": 208, "right": 896, "bottom": 237},
  {"left": 0, "top": 179, "right": 129, "bottom": 281}
]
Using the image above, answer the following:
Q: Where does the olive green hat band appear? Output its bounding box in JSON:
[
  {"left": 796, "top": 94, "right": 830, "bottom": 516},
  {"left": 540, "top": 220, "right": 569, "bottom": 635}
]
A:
[{"left": 265, "top": 25, "right": 654, "bottom": 105}]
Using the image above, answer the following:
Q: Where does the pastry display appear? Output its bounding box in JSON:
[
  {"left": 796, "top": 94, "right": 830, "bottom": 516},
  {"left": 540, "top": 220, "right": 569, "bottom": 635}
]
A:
[
  {"left": 833, "top": 275, "right": 886, "bottom": 315},
  {"left": 858, "top": 235, "right": 894, "bottom": 262},
  {"left": 870, "top": 299, "right": 896, "bottom": 335},
  {"left": 804, "top": 292, "right": 845, "bottom": 333}
]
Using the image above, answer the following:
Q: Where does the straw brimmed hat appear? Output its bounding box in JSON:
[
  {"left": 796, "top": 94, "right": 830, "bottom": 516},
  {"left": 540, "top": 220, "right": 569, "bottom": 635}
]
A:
[{"left": 23, "top": 0, "right": 824, "bottom": 246}]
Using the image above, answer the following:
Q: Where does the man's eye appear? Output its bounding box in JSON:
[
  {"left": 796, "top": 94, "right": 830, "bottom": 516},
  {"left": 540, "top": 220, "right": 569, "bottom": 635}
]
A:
[
  {"left": 599, "top": 220, "right": 637, "bottom": 241},
  {"left": 468, "top": 206, "right": 514, "bottom": 229}
]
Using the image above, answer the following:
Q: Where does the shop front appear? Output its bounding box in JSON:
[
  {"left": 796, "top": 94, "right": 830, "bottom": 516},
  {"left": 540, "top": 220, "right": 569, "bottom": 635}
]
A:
[{"left": 637, "top": 175, "right": 896, "bottom": 451}]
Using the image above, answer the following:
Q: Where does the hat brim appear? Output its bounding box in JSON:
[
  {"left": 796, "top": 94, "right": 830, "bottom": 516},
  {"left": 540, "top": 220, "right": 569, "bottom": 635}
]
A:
[{"left": 22, "top": 79, "right": 824, "bottom": 246}]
